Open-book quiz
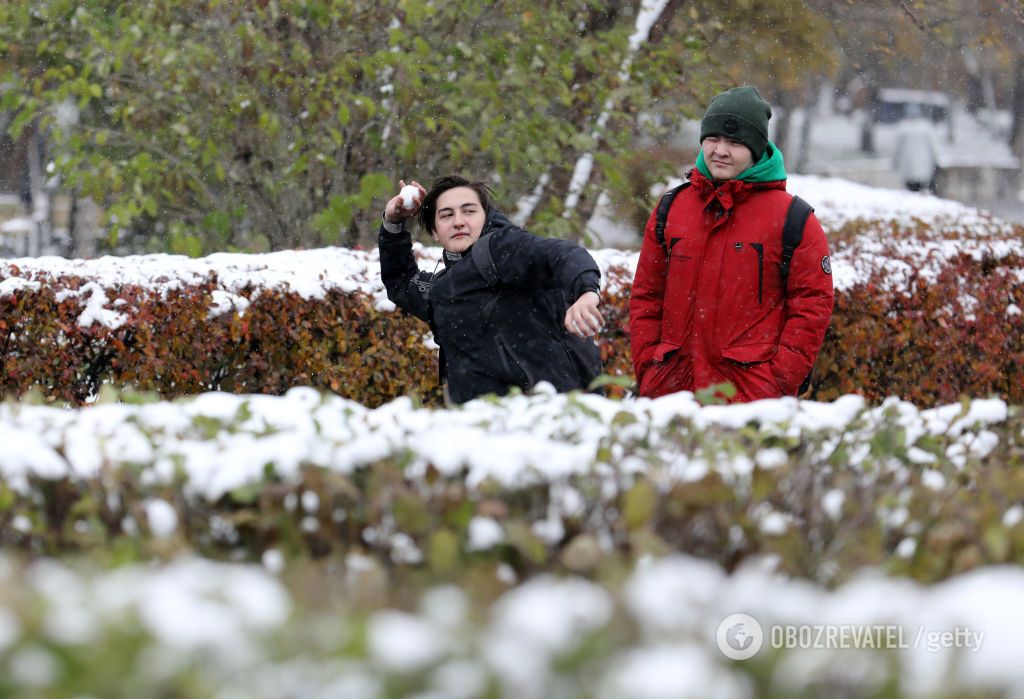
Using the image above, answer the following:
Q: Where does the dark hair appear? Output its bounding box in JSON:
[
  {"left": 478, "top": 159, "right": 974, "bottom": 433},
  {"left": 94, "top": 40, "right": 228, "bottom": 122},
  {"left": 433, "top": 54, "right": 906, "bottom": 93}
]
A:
[{"left": 418, "top": 175, "right": 495, "bottom": 233}]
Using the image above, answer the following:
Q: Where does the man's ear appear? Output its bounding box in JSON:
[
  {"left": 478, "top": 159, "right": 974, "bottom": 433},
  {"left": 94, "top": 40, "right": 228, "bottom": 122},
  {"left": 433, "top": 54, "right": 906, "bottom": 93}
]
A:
[{"left": 430, "top": 228, "right": 440, "bottom": 242}]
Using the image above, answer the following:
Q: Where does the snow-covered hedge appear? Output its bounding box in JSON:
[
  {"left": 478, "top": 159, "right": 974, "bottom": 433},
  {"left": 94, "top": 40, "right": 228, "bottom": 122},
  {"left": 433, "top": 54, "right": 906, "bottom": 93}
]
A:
[
  {"left": 1, "top": 387, "right": 1023, "bottom": 697},
  {"left": 2, "top": 386, "right": 1021, "bottom": 582}
]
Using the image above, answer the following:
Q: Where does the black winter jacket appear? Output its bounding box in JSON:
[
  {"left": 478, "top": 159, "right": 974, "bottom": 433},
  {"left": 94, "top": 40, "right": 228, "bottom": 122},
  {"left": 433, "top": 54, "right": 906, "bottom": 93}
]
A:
[{"left": 379, "top": 209, "right": 602, "bottom": 404}]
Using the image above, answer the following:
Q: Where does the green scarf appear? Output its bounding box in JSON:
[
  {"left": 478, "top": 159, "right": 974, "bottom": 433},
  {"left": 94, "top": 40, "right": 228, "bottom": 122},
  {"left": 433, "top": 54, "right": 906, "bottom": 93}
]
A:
[{"left": 696, "top": 140, "right": 787, "bottom": 183}]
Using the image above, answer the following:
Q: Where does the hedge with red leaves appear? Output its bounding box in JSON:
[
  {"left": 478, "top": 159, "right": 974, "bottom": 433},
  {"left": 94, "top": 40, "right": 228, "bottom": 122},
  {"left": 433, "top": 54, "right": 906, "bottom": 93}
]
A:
[{"left": 1, "top": 246, "right": 1022, "bottom": 407}]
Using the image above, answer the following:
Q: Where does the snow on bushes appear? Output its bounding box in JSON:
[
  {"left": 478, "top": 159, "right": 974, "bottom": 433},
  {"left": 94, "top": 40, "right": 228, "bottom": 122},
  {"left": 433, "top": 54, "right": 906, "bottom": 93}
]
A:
[{"left": 1, "top": 386, "right": 1021, "bottom": 584}]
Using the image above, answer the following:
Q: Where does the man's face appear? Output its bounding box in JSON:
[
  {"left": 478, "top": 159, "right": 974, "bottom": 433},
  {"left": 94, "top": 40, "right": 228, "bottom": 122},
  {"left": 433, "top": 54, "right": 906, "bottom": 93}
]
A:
[
  {"left": 432, "top": 186, "right": 486, "bottom": 253},
  {"left": 701, "top": 135, "right": 754, "bottom": 181}
]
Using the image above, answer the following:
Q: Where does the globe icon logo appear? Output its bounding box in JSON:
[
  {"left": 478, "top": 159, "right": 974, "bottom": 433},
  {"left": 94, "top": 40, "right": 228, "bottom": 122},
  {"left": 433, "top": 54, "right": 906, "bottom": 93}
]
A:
[
  {"left": 727, "top": 623, "right": 754, "bottom": 650},
  {"left": 716, "top": 613, "right": 764, "bottom": 660}
]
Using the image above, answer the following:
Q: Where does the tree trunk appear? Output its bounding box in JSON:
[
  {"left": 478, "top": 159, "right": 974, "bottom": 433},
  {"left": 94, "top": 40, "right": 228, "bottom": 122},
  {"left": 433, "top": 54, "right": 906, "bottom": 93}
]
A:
[
  {"left": 795, "top": 81, "right": 824, "bottom": 174},
  {"left": 558, "top": 0, "right": 683, "bottom": 228},
  {"left": 1011, "top": 51, "right": 1024, "bottom": 158},
  {"left": 647, "top": 0, "right": 687, "bottom": 45},
  {"left": 25, "top": 122, "right": 50, "bottom": 257},
  {"left": 773, "top": 101, "right": 792, "bottom": 159},
  {"left": 70, "top": 195, "right": 100, "bottom": 258},
  {"left": 859, "top": 81, "right": 878, "bottom": 154},
  {"left": 342, "top": 218, "right": 361, "bottom": 250},
  {"left": 963, "top": 49, "right": 986, "bottom": 114}
]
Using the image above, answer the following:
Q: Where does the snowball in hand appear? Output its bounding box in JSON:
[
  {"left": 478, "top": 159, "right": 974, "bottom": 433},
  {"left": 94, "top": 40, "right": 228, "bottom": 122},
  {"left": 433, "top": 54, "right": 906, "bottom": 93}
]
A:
[{"left": 400, "top": 185, "right": 419, "bottom": 210}]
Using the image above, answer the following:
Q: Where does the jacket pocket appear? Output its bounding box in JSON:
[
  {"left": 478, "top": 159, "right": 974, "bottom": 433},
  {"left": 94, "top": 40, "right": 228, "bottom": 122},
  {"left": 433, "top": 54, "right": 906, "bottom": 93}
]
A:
[
  {"left": 719, "top": 343, "right": 781, "bottom": 400},
  {"left": 720, "top": 343, "right": 776, "bottom": 367},
  {"left": 638, "top": 349, "right": 693, "bottom": 398},
  {"left": 562, "top": 335, "right": 603, "bottom": 387},
  {"left": 495, "top": 336, "right": 533, "bottom": 389}
]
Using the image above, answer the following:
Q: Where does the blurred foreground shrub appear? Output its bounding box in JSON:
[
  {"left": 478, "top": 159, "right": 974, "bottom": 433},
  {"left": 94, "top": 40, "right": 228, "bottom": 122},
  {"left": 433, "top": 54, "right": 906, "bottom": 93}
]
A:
[{"left": 1, "top": 386, "right": 1021, "bottom": 586}]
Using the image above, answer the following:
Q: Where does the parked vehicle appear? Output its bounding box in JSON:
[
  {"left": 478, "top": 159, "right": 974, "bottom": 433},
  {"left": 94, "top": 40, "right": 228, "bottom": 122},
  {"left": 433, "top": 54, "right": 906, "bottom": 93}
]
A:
[{"left": 872, "top": 88, "right": 953, "bottom": 140}]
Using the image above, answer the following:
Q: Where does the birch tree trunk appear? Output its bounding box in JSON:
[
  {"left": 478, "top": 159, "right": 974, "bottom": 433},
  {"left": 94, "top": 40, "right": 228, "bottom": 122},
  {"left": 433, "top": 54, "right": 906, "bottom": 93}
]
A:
[
  {"left": 560, "top": 0, "right": 674, "bottom": 222},
  {"left": 528, "top": 0, "right": 684, "bottom": 241},
  {"left": 1011, "top": 51, "right": 1024, "bottom": 160}
]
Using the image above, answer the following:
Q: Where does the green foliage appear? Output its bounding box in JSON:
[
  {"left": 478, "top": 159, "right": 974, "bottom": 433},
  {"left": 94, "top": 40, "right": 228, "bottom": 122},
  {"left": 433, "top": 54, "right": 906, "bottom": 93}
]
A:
[
  {"left": 695, "top": 381, "right": 738, "bottom": 405},
  {"left": 688, "top": 0, "right": 840, "bottom": 95},
  {"left": 0, "top": 0, "right": 718, "bottom": 253}
]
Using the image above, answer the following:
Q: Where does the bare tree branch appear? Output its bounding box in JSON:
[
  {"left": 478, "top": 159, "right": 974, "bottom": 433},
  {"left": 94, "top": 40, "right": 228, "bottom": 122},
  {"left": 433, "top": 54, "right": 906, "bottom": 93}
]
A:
[
  {"left": 892, "top": 0, "right": 928, "bottom": 33},
  {"left": 998, "top": 0, "right": 1024, "bottom": 24},
  {"left": 647, "top": 0, "right": 687, "bottom": 45}
]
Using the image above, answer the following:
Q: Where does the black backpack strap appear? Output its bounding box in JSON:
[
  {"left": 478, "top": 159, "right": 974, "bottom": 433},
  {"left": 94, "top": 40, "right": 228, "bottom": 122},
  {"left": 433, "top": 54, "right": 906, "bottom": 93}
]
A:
[
  {"left": 780, "top": 195, "right": 813, "bottom": 288},
  {"left": 470, "top": 234, "right": 499, "bottom": 286},
  {"left": 654, "top": 179, "right": 691, "bottom": 254}
]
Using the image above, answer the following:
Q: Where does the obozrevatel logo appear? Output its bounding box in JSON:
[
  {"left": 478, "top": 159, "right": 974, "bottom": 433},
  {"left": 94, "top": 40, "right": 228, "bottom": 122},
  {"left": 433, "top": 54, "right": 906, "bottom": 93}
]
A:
[{"left": 716, "top": 613, "right": 764, "bottom": 660}]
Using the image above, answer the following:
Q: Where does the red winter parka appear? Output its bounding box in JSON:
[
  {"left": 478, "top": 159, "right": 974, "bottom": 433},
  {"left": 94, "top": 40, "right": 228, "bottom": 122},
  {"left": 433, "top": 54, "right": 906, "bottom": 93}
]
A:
[{"left": 629, "top": 168, "right": 834, "bottom": 402}]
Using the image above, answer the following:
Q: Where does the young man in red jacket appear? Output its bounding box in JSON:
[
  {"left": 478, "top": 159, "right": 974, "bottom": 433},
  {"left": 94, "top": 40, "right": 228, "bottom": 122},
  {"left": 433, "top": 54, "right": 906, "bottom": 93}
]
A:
[{"left": 629, "top": 86, "right": 834, "bottom": 402}]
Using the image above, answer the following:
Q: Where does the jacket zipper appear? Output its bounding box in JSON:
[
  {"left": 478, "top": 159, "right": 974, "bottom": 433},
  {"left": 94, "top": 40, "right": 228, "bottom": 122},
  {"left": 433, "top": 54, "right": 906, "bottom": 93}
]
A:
[{"left": 750, "top": 243, "right": 764, "bottom": 304}]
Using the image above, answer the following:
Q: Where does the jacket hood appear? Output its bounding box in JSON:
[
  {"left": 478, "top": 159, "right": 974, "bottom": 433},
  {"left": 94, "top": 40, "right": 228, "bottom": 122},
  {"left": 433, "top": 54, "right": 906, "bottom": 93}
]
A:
[
  {"left": 696, "top": 140, "right": 787, "bottom": 184},
  {"left": 483, "top": 207, "right": 514, "bottom": 235}
]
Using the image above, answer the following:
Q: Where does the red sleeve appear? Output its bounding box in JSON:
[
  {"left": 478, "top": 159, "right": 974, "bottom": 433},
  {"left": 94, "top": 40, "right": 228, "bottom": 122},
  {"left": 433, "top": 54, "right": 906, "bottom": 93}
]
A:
[
  {"left": 770, "top": 212, "right": 835, "bottom": 394},
  {"left": 628, "top": 207, "right": 669, "bottom": 385}
]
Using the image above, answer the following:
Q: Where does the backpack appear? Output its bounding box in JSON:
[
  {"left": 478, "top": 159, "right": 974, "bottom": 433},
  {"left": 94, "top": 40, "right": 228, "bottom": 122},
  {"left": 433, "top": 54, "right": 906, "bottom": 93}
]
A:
[
  {"left": 470, "top": 235, "right": 604, "bottom": 389},
  {"left": 653, "top": 179, "right": 815, "bottom": 395}
]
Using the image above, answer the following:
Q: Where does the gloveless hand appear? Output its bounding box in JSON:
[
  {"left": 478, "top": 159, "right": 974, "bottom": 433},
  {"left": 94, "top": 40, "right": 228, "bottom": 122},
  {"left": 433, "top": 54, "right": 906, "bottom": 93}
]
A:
[
  {"left": 564, "top": 291, "right": 604, "bottom": 338},
  {"left": 383, "top": 179, "right": 427, "bottom": 223}
]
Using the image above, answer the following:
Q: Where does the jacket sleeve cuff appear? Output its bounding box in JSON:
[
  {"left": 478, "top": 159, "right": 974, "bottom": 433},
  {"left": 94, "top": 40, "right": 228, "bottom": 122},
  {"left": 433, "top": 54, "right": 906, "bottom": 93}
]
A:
[
  {"left": 381, "top": 214, "right": 405, "bottom": 235},
  {"left": 572, "top": 271, "right": 601, "bottom": 301}
]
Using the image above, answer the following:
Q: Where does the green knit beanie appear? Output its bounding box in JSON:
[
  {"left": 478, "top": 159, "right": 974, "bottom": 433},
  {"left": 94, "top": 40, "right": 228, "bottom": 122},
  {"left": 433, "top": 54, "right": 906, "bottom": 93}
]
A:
[{"left": 699, "top": 86, "right": 772, "bottom": 162}]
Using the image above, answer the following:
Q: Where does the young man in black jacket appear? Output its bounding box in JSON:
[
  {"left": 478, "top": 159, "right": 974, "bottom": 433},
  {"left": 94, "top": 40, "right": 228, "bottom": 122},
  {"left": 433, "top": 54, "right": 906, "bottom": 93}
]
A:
[{"left": 378, "top": 175, "right": 604, "bottom": 404}]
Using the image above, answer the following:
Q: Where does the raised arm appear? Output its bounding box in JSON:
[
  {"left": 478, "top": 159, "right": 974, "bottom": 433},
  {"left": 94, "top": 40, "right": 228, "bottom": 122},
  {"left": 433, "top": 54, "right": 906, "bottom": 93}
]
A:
[{"left": 378, "top": 180, "right": 433, "bottom": 321}]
